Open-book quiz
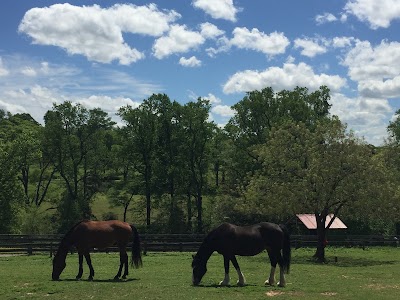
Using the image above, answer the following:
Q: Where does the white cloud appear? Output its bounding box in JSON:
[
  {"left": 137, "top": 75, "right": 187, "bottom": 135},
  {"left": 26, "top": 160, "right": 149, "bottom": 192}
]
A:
[
  {"left": 0, "top": 58, "right": 9, "bottom": 76},
  {"left": 153, "top": 25, "right": 205, "bottom": 59},
  {"left": 344, "top": 0, "right": 400, "bottom": 29},
  {"left": 200, "top": 22, "right": 225, "bottom": 39},
  {"left": 18, "top": 3, "right": 180, "bottom": 65},
  {"left": 204, "top": 93, "right": 222, "bottom": 104},
  {"left": 192, "top": 0, "right": 241, "bottom": 22},
  {"left": 342, "top": 40, "right": 400, "bottom": 98},
  {"left": 179, "top": 56, "right": 202, "bottom": 67},
  {"left": 332, "top": 36, "right": 355, "bottom": 48},
  {"left": 315, "top": 13, "right": 338, "bottom": 25},
  {"left": 223, "top": 62, "right": 346, "bottom": 94},
  {"left": 21, "top": 67, "right": 37, "bottom": 77},
  {"left": 230, "top": 27, "right": 290, "bottom": 56},
  {"left": 211, "top": 104, "right": 234, "bottom": 117},
  {"left": 330, "top": 92, "right": 393, "bottom": 145},
  {"left": 294, "top": 38, "right": 327, "bottom": 57}
]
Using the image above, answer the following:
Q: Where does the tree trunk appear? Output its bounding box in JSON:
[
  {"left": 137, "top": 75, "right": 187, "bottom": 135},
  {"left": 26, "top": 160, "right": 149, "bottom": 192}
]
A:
[
  {"left": 196, "top": 193, "right": 203, "bottom": 233},
  {"left": 187, "top": 192, "right": 192, "bottom": 232},
  {"left": 314, "top": 213, "right": 327, "bottom": 262}
]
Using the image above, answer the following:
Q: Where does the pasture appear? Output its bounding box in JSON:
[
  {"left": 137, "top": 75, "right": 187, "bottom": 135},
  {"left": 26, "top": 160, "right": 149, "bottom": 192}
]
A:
[{"left": 0, "top": 247, "right": 399, "bottom": 300}]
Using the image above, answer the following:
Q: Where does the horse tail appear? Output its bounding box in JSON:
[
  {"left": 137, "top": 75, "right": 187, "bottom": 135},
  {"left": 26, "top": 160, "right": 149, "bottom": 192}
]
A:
[
  {"left": 279, "top": 224, "right": 291, "bottom": 274},
  {"left": 130, "top": 224, "right": 143, "bottom": 268}
]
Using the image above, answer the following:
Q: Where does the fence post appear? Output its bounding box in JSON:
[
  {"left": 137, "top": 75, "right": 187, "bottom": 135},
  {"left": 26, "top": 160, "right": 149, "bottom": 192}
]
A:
[{"left": 27, "top": 245, "right": 33, "bottom": 255}]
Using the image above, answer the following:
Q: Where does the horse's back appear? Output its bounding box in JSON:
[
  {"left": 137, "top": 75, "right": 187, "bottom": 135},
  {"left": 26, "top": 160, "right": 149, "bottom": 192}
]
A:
[{"left": 72, "top": 220, "right": 132, "bottom": 250}]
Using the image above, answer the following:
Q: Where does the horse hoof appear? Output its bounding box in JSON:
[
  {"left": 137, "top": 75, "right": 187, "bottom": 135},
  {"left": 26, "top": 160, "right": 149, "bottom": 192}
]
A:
[
  {"left": 75, "top": 277, "right": 81, "bottom": 281},
  {"left": 265, "top": 280, "right": 275, "bottom": 286},
  {"left": 277, "top": 281, "right": 285, "bottom": 287},
  {"left": 122, "top": 276, "right": 127, "bottom": 280},
  {"left": 237, "top": 281, "right": 245, "bottom": 287},
  {"left": 88, "top": 277, "right": 93, "bottom": 281},
  {"left": 219, "top": 281, "right": 229, "bottom": 286}
]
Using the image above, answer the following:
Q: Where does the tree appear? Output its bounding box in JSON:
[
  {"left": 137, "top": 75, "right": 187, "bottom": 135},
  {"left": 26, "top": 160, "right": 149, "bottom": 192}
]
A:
[
  {"left": 43, "top": 102, "right": 115, "bottom": 231},
  {"left": 224, "top": 86, "right": 331, "bottom": 191},
  {"left": 118, "top": 96, "right": 159, "bottom": 227},
  {"left": 181, "top": 98, "right": 214, "bottom": 232},
  {"left": 245, "top": 119, "right": 394, "bottom": 261}
]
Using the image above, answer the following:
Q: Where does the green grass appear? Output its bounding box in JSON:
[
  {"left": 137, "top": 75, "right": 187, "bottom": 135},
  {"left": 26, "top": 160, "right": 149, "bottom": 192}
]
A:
[{"left": 0, "top": 247, "right": 399, "bottom": 299}]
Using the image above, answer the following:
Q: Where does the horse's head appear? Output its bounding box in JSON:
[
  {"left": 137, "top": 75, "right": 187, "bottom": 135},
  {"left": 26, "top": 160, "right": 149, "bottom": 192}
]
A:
[
  {"left": 52, "top": 251, "right": 67, "bottom": 280},
  {"left": 191, "top": 254, "right": 207, "bottom": 286}
]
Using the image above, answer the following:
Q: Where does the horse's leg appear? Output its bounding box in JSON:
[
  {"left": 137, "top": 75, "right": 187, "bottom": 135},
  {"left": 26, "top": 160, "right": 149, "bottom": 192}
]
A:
[
  {"left": 265, "top": 248, "right": 277, "bottom": 286},
  {"left": 121, "top": 248, "right": 129, "bottom": 279},
  {"left": 276, "top": 251, "right": 286, "bottom": 287},
  {"left": 114, "top": 250, "right": 124, "bottom": 280},
  {"left": 76, "top": 253, "right": 84, "bottom": 280},
  {"left": 231, "top": 256, "right": 245, "bottom": 286},
  {"left": 84, "top": 253, "right": 95, "bottom": 281},
  {"left": 219, "top": 255, "right": 230, "bottom": 286},
  {"left": 122, "top": 250, "right": 129, "bottom": 279}
]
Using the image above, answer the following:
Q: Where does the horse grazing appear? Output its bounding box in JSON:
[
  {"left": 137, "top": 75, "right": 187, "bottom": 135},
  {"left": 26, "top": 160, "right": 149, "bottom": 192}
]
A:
[
  {"left": 52, "top": 220, "right": 142, "bottom": 281},
  {"left": 192, "top": 222, "right": 291, "bottom": 287}
]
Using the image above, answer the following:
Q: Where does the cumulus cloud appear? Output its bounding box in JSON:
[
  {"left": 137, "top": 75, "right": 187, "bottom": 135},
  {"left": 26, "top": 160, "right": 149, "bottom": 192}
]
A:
[
  {"left": 294, "top": 38, "right": 327, "bottom": 57},
  {"left": 204, "top": 93, "right": 222, "bottom": 104},
  {"left": 211, "top": 104, "right": 234, "bottom": 117},
  {"left": 179, "top": 56, "right": 202, "bottom": 67},
  {"left": 192, "top": 0, "right": 241, "bottom": 22},
  {"left": 330, "top": 92, "right": 393, "bottom": 145},
  {"left": 18, "top": 3, "right": 180, "bottom": 65},
  {"left": 152, "top": 25, "right": 205, "bottom": 59},
  {"left": 200, "top": 22, "right": 225, "bottom": 39},
  {"left": 332, "top": 36, "right": 355, "bottom": 48},
  {"left": 344, "top": 0, "right": 400, "bottom": 29},
  {"left": 315, "top": 13, "right": 338, "bottom": 25},
  {"left": 230, "top": 27, "right": 290, "bottom": 56},
  {"left": 342, "top": 40, "right": 400, "bottom": 98},
  {"left": 223, "top": 62, "right": 346, "bottom": 94}
]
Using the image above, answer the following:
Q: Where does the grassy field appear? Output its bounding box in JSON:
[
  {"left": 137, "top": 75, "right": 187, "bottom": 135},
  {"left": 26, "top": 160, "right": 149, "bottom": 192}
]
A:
[{"left": 0, "top": 247, "right": 399, "bottom": 300}]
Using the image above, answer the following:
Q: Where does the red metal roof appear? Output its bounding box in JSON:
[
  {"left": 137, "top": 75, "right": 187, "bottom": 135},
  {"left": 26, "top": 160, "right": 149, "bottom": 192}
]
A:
[{"left": 296, "top": 214, "right": 347, "bottom": 229}]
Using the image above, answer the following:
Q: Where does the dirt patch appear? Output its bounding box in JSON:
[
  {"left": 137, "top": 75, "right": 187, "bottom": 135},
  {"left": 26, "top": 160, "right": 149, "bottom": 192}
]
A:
[
  {"left": 265, "top": 291, "right": 304, "bottom": 297},
  {"left": 266, "top": 291, "right": 285, "bottom": 297},
  {"left": 321, "top": 292, "right": 337, "bottom": 296}
]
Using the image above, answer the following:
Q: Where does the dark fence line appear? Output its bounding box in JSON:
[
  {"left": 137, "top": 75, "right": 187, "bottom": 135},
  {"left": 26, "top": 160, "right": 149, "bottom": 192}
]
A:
[{"left": 0, "top": 234, "right": 398, "bottom": 256}]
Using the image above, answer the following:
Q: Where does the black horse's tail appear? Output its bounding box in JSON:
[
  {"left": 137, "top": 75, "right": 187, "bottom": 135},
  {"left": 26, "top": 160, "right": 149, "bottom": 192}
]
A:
[
  {"left": 279, "top": 224, "right": 291, "bottom": 274},
  {"left": 130, "top": 224, "right": 143, "bottom": 268}
]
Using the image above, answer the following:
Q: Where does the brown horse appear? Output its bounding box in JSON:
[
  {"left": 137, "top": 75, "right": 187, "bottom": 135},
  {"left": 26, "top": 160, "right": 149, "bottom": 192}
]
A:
[
  {"left": 52, "top": 220, "right": 142, "bottom": 281},
  {"left": 192, "top": 222, "right": 291, "bottom": 287}
]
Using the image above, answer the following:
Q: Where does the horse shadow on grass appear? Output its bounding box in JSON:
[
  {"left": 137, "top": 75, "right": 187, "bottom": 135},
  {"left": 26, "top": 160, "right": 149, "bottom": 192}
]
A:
[
  {"left": 59, "top": 278, "right": 139, "bottom": 283},
  {"left": 193, "top": 283, "right": 257, "bottom": 288}
]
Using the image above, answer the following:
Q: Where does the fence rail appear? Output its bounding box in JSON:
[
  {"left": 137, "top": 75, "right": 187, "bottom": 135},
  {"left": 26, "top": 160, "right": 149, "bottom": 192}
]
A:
[{"left": 0, "top": 234, "right": 398, "bottom": 256}]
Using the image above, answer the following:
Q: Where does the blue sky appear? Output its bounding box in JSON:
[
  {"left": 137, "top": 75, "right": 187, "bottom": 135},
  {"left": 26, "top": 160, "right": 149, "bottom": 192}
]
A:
[{"left": 1, "top": 0, "right": 400, "bottom": 145}]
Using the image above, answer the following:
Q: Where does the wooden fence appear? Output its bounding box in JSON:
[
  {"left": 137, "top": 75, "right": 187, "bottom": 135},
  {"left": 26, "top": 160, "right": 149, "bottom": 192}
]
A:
[{"left": 0, "top": 234, "right": 398, "bottom": 256}]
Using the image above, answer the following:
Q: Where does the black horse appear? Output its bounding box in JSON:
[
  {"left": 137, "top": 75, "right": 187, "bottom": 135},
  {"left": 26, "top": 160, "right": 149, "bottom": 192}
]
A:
[
  {"left": 192, "top": 222, "right": 291, "bottom": 287},
  {"left": 52, "top": 220, "right": 142, "bottom": 281}
]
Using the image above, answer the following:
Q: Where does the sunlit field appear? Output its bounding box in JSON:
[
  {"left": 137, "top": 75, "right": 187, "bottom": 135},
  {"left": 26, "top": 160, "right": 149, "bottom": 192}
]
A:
[{"left": 1, "top": 247, "right": 399, "bottom": 300}]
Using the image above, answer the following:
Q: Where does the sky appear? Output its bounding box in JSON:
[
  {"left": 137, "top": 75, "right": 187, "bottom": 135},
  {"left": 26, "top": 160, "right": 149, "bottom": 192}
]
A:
[{"left": 1, "top": 0, "right": 400, "bottom": 145}]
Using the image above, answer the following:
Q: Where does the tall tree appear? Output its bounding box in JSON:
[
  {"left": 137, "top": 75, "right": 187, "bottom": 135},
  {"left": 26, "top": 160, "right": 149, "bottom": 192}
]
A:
[
  {"left": 225, "top": 86, "right": 331, "bottom": 191},
  {"left": 181, "top": 98, "right": 214, "bottom": 232},
  {"left": 118, "top": 96, "right": 159, "bottom": 227},
  {"left": 245, "top": 119, "right": 394, "bottom": 261},
  {"left": 43, "top": 102, "right": 114, "bottom": 231}
]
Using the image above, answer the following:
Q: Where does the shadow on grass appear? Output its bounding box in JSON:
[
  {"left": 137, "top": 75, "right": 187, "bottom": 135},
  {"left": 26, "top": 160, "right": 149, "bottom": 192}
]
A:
[
  {"left": 292, "top": 255, "right": 397, "bottom": 268},
  {"left": 58, "top": 278, "right": 139, "bottom": 283},
  {"left": 193, "top": 283, "right": 258, "bottom": 288}
]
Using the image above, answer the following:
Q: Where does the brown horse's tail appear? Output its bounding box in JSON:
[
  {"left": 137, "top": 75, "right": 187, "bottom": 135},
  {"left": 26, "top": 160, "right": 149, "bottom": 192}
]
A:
[
  {"left": 279, "top": 224, "right": 291, "bottom": 274},
  {"left": 130, "top": 224, "right": 143, "bottom": 268}
]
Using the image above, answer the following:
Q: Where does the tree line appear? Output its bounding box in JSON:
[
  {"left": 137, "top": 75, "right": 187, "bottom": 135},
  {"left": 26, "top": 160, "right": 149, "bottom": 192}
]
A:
[{"left": 1, "top": 86, "right": 400, "bottom": 261}]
